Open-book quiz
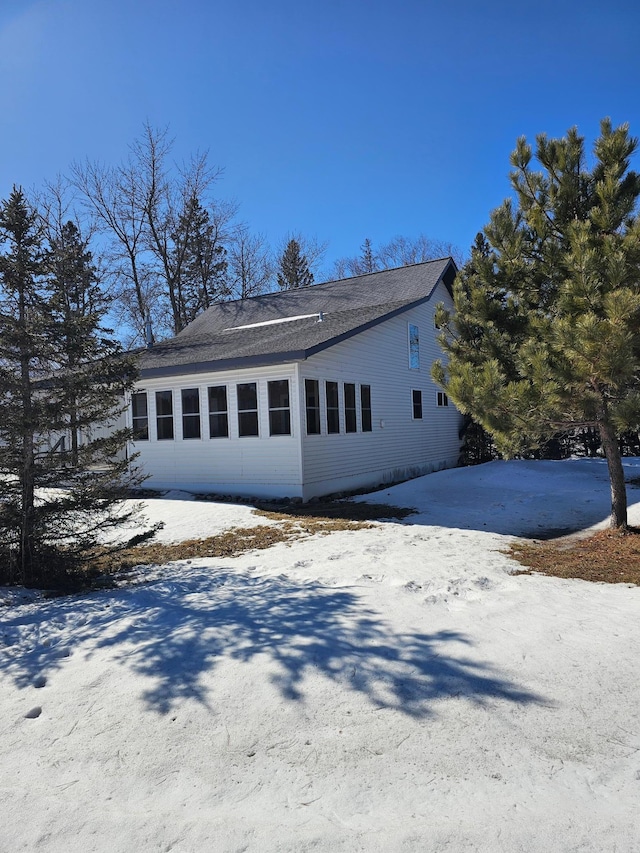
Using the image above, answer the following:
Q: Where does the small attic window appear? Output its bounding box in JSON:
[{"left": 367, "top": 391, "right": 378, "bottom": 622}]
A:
[{"left": 408, "top": 324, "right": 420, "bottom": 369}]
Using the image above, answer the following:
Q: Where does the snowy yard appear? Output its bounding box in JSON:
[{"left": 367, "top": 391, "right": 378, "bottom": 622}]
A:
[{"left": 2, "top": 459, "right": 640, "bottom": 852}]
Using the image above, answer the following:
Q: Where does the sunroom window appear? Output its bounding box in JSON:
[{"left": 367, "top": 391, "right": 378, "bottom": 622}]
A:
[
  {"left": 181, "top": 388, "right": 201, "bottom": 439},
  {"left": 305, "top": 379, "right": 321, "bottom": 435},
  {"left": 131, "top": 392, "right": 148, "bottom": 440},
  {"left": 268, "top": 380, "right": 291, "bottom": 436},
  {"left": 344, "top": 383, "right": 357, "bottom": 433},
  {"left": 208, "top": 386, "right": 229, "bottom": 438},
  {"left": 237, "top": 383, "right": 259, "bottom": 437},
  {"left": 326, "top": 381, "right": 340, "bottom": 434},
  {"left": 156, "top": 390, "right": 174, "bottom": 440}
]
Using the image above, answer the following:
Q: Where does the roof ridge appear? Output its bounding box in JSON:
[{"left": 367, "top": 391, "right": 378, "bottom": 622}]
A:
[
  {"left": 320, "top": 255, "right": 453, "bottom": 286},
  {"left": 206, "top": 256, "right": 453, "bottom": 309}
]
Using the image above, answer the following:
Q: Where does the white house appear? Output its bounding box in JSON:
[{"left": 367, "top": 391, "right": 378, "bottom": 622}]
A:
[{"left": 127, "top": 258, "right": 463, "bottom": 501}]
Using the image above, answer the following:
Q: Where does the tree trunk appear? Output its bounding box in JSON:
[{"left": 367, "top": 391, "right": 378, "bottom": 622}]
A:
[
  {"left": 598, "top": 414, "right": 628, "bottom": 529},
  {"left": 70, "top": 399, "right": 79, "bottom": 467},
  {"left": 19, "top": 322, "right": 35, "bottom": 584}
]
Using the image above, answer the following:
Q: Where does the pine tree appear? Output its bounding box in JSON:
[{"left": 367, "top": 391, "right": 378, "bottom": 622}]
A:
[
  {"left": 0, "top": 190, "right": 149, "bottom": 586},
  {"left": 276, "top": 238, "right": 314, "bottom": 289},
  {"left": 174, "top": 195, "right": 228, "bottom": 328},
  {"left": 0, "top": 189, "right": 50, "bottom": 583},
  {"left": 433, "top": 120, "right": 640, "bottom": 529},
  {"left": 359, "top": 238, "right": 378, "bottom": 273}
]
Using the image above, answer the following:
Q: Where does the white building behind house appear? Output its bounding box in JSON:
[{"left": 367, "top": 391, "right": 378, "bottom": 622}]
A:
[{"left": 127, "top": 258, "right": 463, "bottom": 501}]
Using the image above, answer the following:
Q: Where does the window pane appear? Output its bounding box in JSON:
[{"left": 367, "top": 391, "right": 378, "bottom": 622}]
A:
[
  {"left": 157, "top": 416, "right": 174, "bottom": 440},
  {"left": 133, "top": 418, "right": 149, "bottom": 440},
  {"left": 182, "top": 416, "right": 201, "bottom": 439},
  {"left": 208, "top": 385, "right": 227, "bottom": 414},
  {"left": 269, "top": 410, "right": 291, "bottom": 435},
  {"left": 344, "top": 383, "right": 356, "bottom": 409},
  {"left": 268, "top": 380, "right": 289, "bottom": 409},
  {"left": 181, "top": 388, "right": 200, "bottom": 415},
  {"left": 132, "top": 392, "right": 147, "bottom": 418},
  {"left": 237, "top": 383, "right": 257, "bottom": 411},
  {"left": 412, "top": 389, "right": 423, "bottom": 419},
  {"left": 239, "top": 411, "right": 259, "bottom": 437},
  {"left": 156, "top": 390, "right": 173, "bottom": 416},
  {"left": 326, "top": 381, "right": 339, "bottom": 434},
  {"left": 360, "top": 385, "right": 372, "bottom": 432},
  {"left": 409, "top": 324, "right": 420, "bottom": 369},
  {"left": 209, "top": 412, "right": 229, "bottom": 438},
  {"left": 305, "top": 379, "right": 321, "bottom": 435},
  {"left": 344, "top": 383, "right": 356, "bottom": 433}
]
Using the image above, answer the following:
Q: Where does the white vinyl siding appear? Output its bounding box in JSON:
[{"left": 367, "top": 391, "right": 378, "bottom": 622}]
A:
[
  {"left": 129, "top": 365, "right": 302, "bottom": 498},
  {"left": 299, "top": 280, "right": 461, "bottom": 498}
]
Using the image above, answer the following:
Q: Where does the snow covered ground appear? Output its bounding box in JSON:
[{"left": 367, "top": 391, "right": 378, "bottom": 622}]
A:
[{"left": 2, "top": 459, "right": 640, "bottom": 852}]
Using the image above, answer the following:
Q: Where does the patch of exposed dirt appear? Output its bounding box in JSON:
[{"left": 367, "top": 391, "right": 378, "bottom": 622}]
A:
[
  {"left": 254, "top": 501, "right": 416, "bottom": 522},
  {"left": 508, "top": 527, "right": 640, "bottom": 585},
  {"left": 94, "top": 501, "right": 412, "bottom": 577}
]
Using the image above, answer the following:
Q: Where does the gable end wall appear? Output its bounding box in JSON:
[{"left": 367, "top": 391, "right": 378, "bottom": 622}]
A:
[{"left": 299, "top": 280, "right": 462, "bottom": 499}]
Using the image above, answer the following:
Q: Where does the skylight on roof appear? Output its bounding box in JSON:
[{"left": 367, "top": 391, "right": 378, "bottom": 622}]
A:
[{"left": 224, "top": 313, "right": 321, "bottom": 331}]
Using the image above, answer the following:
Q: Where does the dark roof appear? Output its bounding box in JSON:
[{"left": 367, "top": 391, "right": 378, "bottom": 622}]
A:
[{"left": 139, "top": 258, "right": 456, "bottom": 378}]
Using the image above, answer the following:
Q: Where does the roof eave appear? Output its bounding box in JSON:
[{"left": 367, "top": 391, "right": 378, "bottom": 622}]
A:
[{"left": 139, "top": 349, "right": 309, "bottom": 378}]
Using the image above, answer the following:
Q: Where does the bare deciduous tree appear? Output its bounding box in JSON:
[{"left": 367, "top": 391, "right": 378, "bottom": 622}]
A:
[
  {"left": 71, "top": 123, "right": 235, "bottom": 341},
  {"left": 334, "top": 234, "right": 465, "bottom": 279},
  {"left": 227, "top": 223, "right": 274, "bottom": 299},
  {"left": 377, "top": 234, "right": 465, "bottom": 268}
]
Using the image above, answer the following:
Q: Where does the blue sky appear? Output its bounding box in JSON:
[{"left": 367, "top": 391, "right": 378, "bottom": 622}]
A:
[{"left": 1, "top": 0, "right": 639, "bottom": 272}]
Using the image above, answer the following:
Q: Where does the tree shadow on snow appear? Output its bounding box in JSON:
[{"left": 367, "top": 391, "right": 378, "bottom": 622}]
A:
[{"left": 1, "top": 568, "right": 545, "bottom": 716}]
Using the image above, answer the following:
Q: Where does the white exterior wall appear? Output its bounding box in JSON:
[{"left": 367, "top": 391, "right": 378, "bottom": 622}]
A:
[
  {"left": 298, "top": 281, "right": 462, "bottom": 499},
  {"left": 128, "top": 364, "right": 304, "bottom": 499}
]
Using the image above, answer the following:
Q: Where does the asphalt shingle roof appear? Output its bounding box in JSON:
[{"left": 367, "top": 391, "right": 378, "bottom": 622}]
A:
[{"left": 139, "top": 258, "right": 456, "bottom": 378}]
